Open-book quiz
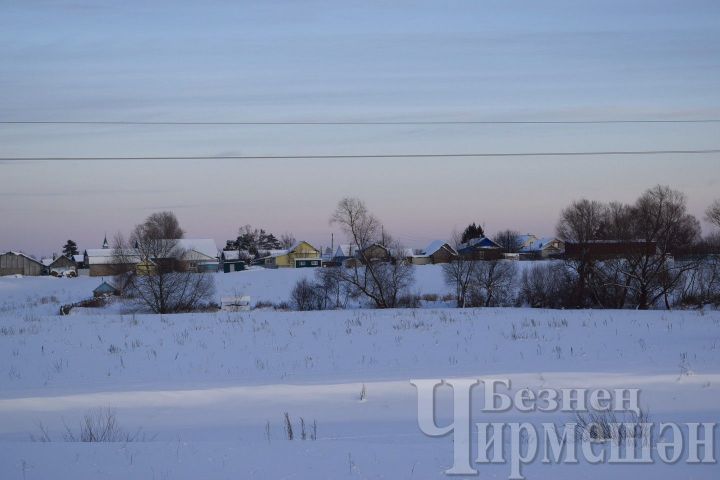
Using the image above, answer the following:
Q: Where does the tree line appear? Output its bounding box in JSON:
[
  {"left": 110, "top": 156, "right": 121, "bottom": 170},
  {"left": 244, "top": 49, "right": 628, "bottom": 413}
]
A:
[{"left": 292, "top": 187, "right": 720, "bottom": 311}]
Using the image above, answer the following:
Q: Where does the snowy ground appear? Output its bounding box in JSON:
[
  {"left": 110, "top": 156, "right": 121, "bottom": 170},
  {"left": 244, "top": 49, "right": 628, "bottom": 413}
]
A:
[
  {"left": 0, "top": 264, "right": 453, "bottom": 315},
  {"left": 0, "top": 270, "right": 719, "bottom": 478}
]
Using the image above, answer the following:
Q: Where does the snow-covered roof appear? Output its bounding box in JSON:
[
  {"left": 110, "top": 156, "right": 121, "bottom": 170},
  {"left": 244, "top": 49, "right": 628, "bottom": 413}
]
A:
[
  {"left": 259, "top": 249, "right": 289, "bottom": 259},
  {"left": 423, "top": 240, "right": 456, "bottom": 256},
  {"left": 85, "top": 248, "right": 141, "bottom": 265},
  {"left": 3, "top": 251, "right": 43, "bottom": 265},
  {"left": 73, "top": 254, "right": 84, "bottom": 263},
  {"left": 41, "top": 258, "right": 54, "bottom": 266},
  {"left": 284, "top": 241, "right": 318, "bottom": 253},
  {"left": 516, "top": 234, "right": 538, "bottom": 247},
  {"left": 460, "top": 237, "right": 501, "bottom": 250},
  {"left": 287, "top": 241, "right": 303, "bottom": 252},
  {"left": 520, "top": 237, "right": 563, "bottom": 253},
  {"left": 537, "top": 236, "right": 559, "bottom": 246},
  {"left": 221, "top": 250, "right": 241, "bottom": 260},
  {"left": 175, "top": 239, "right": 218, "bottom": 260}
]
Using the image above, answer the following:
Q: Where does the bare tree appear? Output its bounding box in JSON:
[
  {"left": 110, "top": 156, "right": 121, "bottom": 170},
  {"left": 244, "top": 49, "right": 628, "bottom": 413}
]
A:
[
  {"left": 588, "top": 202, "right": 635, "bottom": 307},
  {"left": 442, "top": 230, "right": 477, "bottom": 307},
  {"left": 470, "top": 260, "right": 518, "bottom": 307},
  {"left": 707, "top": 199, "right": 720, "bottom": 230},
  {"left": 493, "top": 229, "right": 522, "bottom": 254},
  {"left": 290, "top": 277, "right": 325, "bottom": 311},
  {"left": 329, "top": 198, "right": 414, "bottom": 308},
  {"left": 280, "top": 232, "right": 297, "bottom": 249},
  {"left": 115, "top": 212, "right": 215, "bottom": 313},
  {"left": 331, "top": 198, "right": 381, "bottom": 251},
  {"left": 315, "top": 266, "right": 350, "bottom": 309},
  {"left": 619, "top": 186, "right": 701, "bottom": 309},
  {"left": 681, "top": 255, "right": 720, "bottom": 307},
  {"left": 597, "top": 201, "right": 634, "bottom": 241},
  {"left": 141, "top": 211, "right": 184, "bottom": 239},
  {"left": 556, "top": 199, "right": 606, "bottom": 307},
  {"left": 517, "top": 263, "right": 573, "bottom": 308}
]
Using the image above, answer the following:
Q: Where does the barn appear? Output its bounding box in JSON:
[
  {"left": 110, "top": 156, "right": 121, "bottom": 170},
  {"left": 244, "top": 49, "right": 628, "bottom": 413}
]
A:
[
  {"left": 47, "top": 255, "right": 77, "bottom": 276},
  {"left": 0, "top": 251, "right": 45, "bottom": 276}
]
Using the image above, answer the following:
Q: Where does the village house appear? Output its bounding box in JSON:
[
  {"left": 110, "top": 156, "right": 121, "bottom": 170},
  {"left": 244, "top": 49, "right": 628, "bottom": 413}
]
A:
[
  {"left": 85, "top": 247, "right": 141, "bottom": 277},
  {"left": 410, "top": 240, "right": 458, "bottom": 265},
  {"left": 359, "top": 243, "right": 391, "bottom": 264},
  {"left": 458, "top": 237, "right": 503, "bottom": 260},
  {"left": 516, "top": 234, "right": 539, "bottom": 251},
  {"left": 519, "top": 237, "right": 565, "bottom": 259},
  {"left": 332, "top": 244, "right": 359, "bottom": 264},
  {"left": 262, "top": 241, "right": 321, "bottom": 268},
  {"left": 173, "top": 239, "right": 220, "bottom": 272},
  {"left": 46, "top": 255, "right": 77, "bottom": 276},
  {"left": 0, "top": 251, "right": 45, "bottom": 276},
  {"left": 85, "top": 238, "right": 219, "bottom": 276}
]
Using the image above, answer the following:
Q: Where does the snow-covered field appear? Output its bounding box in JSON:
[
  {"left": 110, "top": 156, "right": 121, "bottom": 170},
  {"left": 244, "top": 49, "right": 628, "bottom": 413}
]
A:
[
  {"left": 1, "top": 269, "right": 719, "bottom": 479},
  {"left": 0, "top": 264, "right": 455, "bottom": 314}
]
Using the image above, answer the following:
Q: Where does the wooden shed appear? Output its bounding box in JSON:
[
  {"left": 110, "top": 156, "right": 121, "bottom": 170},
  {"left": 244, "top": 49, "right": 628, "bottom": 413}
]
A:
[
  {"left": 93, "top": 281, "right": 120, "bottom": 297},
  {"left": 48, "top": 255, "right": 77, "bottom": 276},
  {"left": 220, "top": 250, "right": 247, "bottom": 273},
  {"left": 0, "top": 251, "right": 45, "bottom": 276}
]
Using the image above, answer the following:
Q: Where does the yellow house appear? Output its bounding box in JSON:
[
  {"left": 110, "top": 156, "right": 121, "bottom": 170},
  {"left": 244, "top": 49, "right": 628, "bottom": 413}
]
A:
[
  {"left": 263, "top": 241, "right": 321, "bottom": 268},
  {"left": 135, "top": 258, "right": 157, "bottom": 276}
]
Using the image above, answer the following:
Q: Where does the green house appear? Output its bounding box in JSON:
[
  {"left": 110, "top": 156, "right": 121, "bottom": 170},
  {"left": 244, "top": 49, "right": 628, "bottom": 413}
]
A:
[{"left": 93, "top": 281, "right": 119, "bottom": 297}]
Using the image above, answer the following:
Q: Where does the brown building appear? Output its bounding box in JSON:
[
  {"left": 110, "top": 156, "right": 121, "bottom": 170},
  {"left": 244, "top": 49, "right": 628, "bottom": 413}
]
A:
[
  {"left": 359, "top": 243, "right": 392, "bottom": 264},
  {"left": 411, "top": 240, "right": 458, "bottom": 265},
  {"left": 85, "top": 248, "right": 141, "bottom": 277},
  {"left": 458, "top": 237, "right": 503, "bottom": 260},
  {"left": 564, "top": 240, "right": 658, "bottom": 260}
]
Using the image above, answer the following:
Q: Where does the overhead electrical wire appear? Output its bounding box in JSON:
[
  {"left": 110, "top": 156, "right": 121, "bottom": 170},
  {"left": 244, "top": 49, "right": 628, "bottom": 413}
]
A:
[
  {"left": 1, "top": 119, "right": 720, "bottom": 126},
  {"left": 1, "top": 149, "right": 719, "bottom": 162}
]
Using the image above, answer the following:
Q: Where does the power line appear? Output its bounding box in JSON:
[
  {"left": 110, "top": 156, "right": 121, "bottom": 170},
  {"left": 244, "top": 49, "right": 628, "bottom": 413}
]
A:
[
  {"left": 2, "top": 149, "right": 719, "bottom": 161},
  {"left": 1, "top": 119, "right": 720, "bottom": 126}
]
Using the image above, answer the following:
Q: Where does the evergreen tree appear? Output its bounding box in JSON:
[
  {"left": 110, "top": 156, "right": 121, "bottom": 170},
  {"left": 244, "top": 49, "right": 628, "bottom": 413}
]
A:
[
  {"left": 461, "top": 222, "right": 485, "bottom": 244},
  {"left": 62, "top": 240, "right": 79, "bottom": 258}
]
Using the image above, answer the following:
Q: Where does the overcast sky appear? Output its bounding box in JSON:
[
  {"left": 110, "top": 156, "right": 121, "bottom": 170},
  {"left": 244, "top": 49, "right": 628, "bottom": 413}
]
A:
[{"left": 1, "top": 0, "right": 719, "bottom": 256}]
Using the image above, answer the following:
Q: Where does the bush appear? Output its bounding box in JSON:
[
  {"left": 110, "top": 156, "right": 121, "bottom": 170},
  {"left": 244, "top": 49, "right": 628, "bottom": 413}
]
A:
[
  {"left": 32, "top": 409, "right": 147, "bottom": 443},
  {"left": 574, "top": 408, "right": 650, "bottom": 445},
  {"left": 469, "top": 260, "right": 518, "bottom": 307},
  {"left": 397, "top": 293, "right": 421, "bottom": 308},
  {"left": 678, "top": 257, "right": 720, "bottom": 308},
  {"left": 517, "top": 263, "right": 574, "bottom": 308},
  {"left": 290, "top": 278, "right": 327, "bottom": 311}
]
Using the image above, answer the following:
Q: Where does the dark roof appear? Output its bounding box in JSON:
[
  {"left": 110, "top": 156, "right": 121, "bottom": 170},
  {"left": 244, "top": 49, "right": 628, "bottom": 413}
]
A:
[{"left": 458, "top": 237, "right": 501, "bottom": 253}]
